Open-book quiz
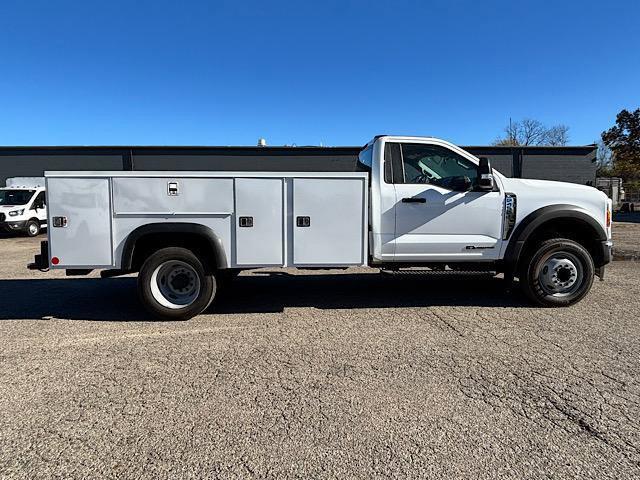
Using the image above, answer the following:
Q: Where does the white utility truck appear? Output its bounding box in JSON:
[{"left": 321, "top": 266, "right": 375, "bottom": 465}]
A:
[
  {"left": 28, "top": 136, "right": 613, "bottom": 320},
  {"left": 1, "top": 177, "right": 47, "bottom": 236}
]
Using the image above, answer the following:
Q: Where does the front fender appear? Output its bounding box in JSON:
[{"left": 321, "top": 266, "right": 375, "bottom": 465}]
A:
[{"left": 504, "top": 204, "right": 607, "bottom": 271}]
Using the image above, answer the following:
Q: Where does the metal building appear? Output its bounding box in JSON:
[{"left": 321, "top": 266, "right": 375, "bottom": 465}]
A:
[{"left": 0, "top": 144, "right": 597, "bottom": 186}]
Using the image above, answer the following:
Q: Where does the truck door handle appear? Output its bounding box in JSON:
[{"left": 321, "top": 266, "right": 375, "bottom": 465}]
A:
[{"left": 401, "top": 197, "right": 426, "bottom": 203}]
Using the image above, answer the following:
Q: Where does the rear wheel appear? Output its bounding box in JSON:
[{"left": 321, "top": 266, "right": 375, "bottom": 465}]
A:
[
  {"left": 520, "top": 238, "right": 594, "bottom": 307},
  {"left": 138, "top": 247, "right": 216, "bottom": 320},
  {"left": 26, "top": 220, "right": 40, "bottom": 237}
]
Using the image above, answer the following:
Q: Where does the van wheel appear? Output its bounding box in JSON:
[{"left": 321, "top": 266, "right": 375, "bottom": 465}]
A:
[
  {"left": 138, "top": 247, "right": 216, "bottom": 320},
  {"left": 26, "top": 220, "right": 40, "bottom": 237},
  {"left": 520, "top": 238, "right": 594, "bottom": 307}
]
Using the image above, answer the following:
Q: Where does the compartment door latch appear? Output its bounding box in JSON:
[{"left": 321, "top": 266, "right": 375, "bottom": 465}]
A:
[
  {"left": 296, "top": 216, "right": 311, "bottom": 227},
  {"left": 168, "top": 182, "right": 179, "bottom": 196}
]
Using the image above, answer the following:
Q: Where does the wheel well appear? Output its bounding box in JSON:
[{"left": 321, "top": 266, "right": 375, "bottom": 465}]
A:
[
  {"left": 520, "top": 218, "right": 604, "bottom": 268},
  {"left": 130, "top": 232, "right": 218, "bottom": 272}
]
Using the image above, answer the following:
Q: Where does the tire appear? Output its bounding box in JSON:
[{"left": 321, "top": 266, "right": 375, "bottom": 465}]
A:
[
  {"left": 26, "top": 219, "right": 40, "bottom": 237},
  {"left": 137, "top": 247, "right": 216, "bottom": 320},
  {"left": 520, "top": 238, "right": 594, "bottom": 307}
]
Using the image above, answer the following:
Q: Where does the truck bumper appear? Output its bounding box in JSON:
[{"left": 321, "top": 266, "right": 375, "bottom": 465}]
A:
[
  {"left": 28, "top": 240, "right": 49, "bottom": 270},
  {"left": 601, "top": 240, "right": 613, "bottom": 265},
  {"left": 595, "top": 240, "right": 613, "bottom": 280},
  {"left": 0, "top": 220, "right": 27, "bottom": 232}
]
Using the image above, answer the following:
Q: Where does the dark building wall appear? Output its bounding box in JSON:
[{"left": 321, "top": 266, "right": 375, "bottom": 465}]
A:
[
  {"left": 132, "top": 154, "right": 358, "bottom": 172},
  {"left": 521, "top": 154, "right": 597, "bottom": 185},
  {"left": 0, "top": 154, "right": 124, "bottom": 185},
  {"left": 465, "top": 146, "right": 597, "bottom": 185},
  {"left": 463, "top": 152, "right": 513, "bottom": 177},
  {"left": 0, "top": 145, "right": 597, "bottom": 186}
]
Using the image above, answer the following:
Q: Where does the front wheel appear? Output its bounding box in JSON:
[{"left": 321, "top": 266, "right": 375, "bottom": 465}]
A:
[
  {"left": 520, "top": 238, "right": 594, "bottom": 307},
  {"left": 138, "top": 247, "right": 216, "bottom": 320},
  {"left": 26, "top": 220, "right": 40, "bottom": 237}
]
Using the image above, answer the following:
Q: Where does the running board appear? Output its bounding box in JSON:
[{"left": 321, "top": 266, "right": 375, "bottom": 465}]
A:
[{"left": 380, "top": 269, "right": 496, "bottom": 276}]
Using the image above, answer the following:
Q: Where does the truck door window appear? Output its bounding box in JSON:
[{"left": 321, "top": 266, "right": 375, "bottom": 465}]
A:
[
  {"left": 384, "top": 143, "right": 404, "bottom": 184},
  {"left": 400, "top": 144, "right": 478, "bottom": 189},
  {"left": 32, "top": 191, "right": 46, "bottom": 209}
]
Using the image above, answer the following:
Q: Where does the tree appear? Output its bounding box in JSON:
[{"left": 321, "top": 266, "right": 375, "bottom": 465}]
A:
[
  {"left": 546, "top": 124, "right": 570, "bottom": 146},
  {"left": 493, "top": 118, "right": 570, "bottom": 146},
  {"left": 595, "top": 139, "right": 614, "bottom": 177},
  {"left": 601, "top": 108, "right": 640, "bottom": 179}
]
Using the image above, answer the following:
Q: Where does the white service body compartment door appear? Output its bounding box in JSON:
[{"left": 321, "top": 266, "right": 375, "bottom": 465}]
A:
[
  {"left": 112, "top": 177, "right": 233, "bottom": 215},
  {"left": 292, "top": 178, "right": 365, "bottom": 266},
  {"left": 234, "top": 178, "right": 284, "bottom": 266},
  {"left": 47, "top": 177, "right": 113, "bottom": 267}
]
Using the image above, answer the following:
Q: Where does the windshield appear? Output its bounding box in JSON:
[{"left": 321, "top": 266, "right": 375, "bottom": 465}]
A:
[{"left": 0, "top": 189, "right": 35, "bottom": 206}]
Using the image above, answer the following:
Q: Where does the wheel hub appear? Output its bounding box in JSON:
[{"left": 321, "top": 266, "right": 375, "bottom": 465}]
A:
[
  {"left": 168, "top": 270, "right": 194, "bottom": 293},
  {"left": 150, "top": 260, "right": 201, "bottom": 309},
  {"left": 539, "top": 253, "right": 581, "bottom": 296}
]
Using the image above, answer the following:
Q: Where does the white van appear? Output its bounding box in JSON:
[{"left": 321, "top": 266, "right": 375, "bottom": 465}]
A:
[{"left": 0, "top": 178, "right": 47, "bottom": 236}]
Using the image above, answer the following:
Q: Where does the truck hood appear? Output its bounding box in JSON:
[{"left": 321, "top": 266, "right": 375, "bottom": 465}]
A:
[
  {"left": 499, "top": 177, "right": 609, "bottom": 233},
  {"left": 501, "top": 177, "right": 607, "bottom": 201}
]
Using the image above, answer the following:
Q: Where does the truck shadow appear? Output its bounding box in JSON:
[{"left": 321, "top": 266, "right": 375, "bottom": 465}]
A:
[{"left": 0, "top": 271, "right": 530, "bottom": 322}]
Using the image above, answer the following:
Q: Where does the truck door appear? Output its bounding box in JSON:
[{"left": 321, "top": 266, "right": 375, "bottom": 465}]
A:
[
  {"left": 292, "top": 177, "right": 366, "bottom": 266},
  {"left": 234, "top": 178, "right": 284, "bottom": 266},
  {"left": 47, "top": 177, "right": 113, "bottom": 267},
  {"left": 389, "top": 141, "right": 503, "bottom": 261},
  {"left": 31, "top": 191, "right": 47, "bottom": 225}
]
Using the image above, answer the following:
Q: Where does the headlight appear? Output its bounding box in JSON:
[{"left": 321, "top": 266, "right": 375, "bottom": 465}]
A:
[{"left": 8, "top": 209, "right": 24, "bottom": 217}]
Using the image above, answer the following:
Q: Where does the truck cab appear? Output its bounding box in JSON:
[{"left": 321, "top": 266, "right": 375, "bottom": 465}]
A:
[
  {"left": 0, "top": 178, "right": 47, "bottom": 237},
  {"left": 364, "top": 136, "right": 612, "bottom": 304}
]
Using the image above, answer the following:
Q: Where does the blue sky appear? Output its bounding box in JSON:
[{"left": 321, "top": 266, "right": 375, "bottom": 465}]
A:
[{"left": 1, "top": 0, "right": 639, "bottom": 147}]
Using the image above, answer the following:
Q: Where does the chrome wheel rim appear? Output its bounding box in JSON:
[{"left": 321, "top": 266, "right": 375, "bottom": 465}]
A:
[
  {"left": 150, "top": 260, "right": 200, "bottom": 309},
  {"left": 537, "top": 251, "right": 583, "bottom": 297},
  {"left": 28, "top": 223, "right": 39, "bottom": 235}
]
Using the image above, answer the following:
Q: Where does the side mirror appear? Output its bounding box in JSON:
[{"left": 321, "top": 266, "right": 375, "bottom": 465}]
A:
[{"left": 477, "top": 157, "right": 494, "bottom": 191}]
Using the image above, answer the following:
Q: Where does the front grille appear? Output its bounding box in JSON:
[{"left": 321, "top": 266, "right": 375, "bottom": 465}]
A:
[{"left": 0, "top": 213, "right": 5, "bottom": 222}]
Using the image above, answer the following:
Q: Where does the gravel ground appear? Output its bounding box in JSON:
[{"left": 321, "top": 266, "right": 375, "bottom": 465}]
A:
[
  {"left": 0, "top": 235, "right": 639, "bottom": 479},
  {"left": 613, "top": 217, "right": 640, "bottom": 259}
]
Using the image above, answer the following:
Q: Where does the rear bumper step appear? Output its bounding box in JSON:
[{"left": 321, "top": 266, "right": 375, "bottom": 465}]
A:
[{"left": 28, "top": 240, "right": 49, "bottom": 270}]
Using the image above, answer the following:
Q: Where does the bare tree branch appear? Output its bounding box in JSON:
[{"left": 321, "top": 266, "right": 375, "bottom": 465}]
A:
[
  {"left": 546, "top": 124, "right": 570, "bottom": 146},
  {"left": 493, "top": 118, "right": 570, "bottom": 146}
]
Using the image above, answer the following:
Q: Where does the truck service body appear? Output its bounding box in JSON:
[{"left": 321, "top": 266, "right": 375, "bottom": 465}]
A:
[{"left": 29, "top": 136, "right": 613, "bottom": 319}]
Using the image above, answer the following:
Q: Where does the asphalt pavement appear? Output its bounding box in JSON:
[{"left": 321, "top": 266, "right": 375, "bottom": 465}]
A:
[{"left": 1, "top": 235, "right": 639, "bottom": 479}]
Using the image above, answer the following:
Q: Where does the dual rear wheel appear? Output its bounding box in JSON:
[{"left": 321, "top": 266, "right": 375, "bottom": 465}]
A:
[{"left": 138, "top": 247, "right": 217, "bottom": 321}]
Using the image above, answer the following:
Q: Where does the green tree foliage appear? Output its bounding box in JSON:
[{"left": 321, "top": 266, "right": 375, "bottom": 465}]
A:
[{"left": 601, "top": 108, "right": 640, "bottom": 180}]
